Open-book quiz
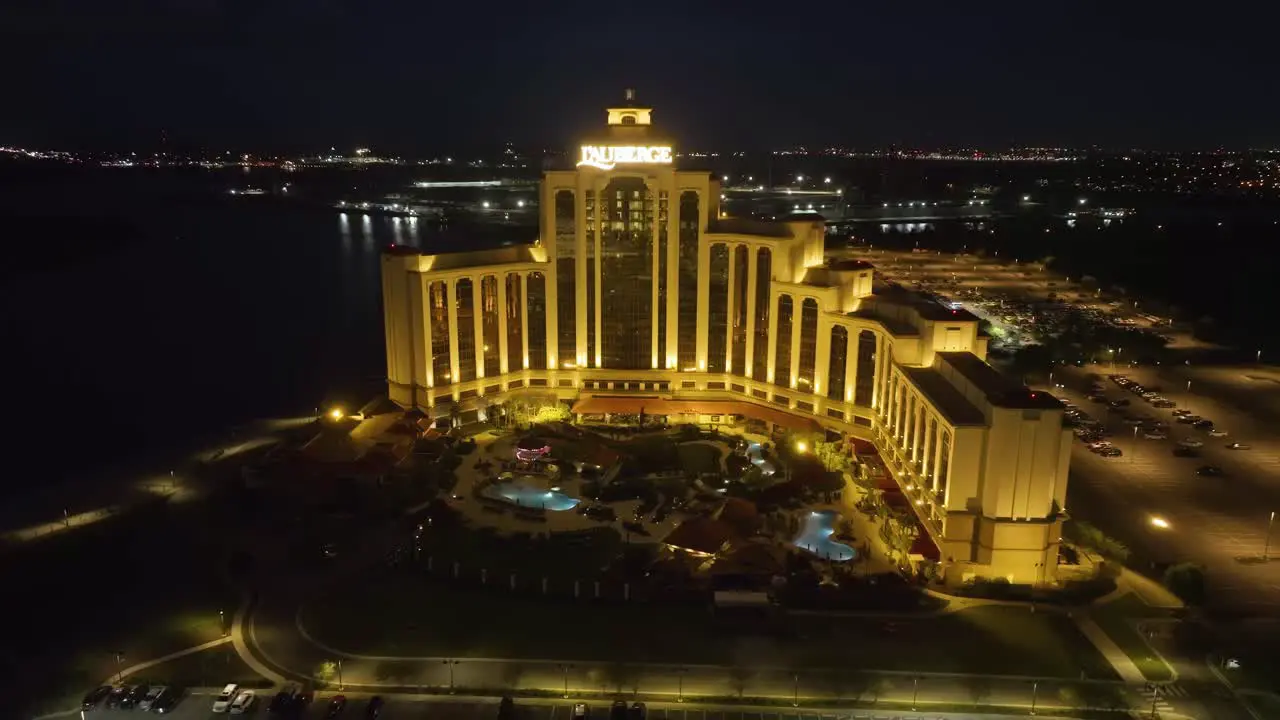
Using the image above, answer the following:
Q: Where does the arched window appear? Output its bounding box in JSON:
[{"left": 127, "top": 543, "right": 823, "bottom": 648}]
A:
[{"left": 828, "top": 326, "right": 848, "bottom": 400}]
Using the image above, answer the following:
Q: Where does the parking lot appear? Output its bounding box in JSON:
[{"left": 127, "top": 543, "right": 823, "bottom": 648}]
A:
[{"left": 1055, "top": 363, "right": 1280, "bottom": 611}]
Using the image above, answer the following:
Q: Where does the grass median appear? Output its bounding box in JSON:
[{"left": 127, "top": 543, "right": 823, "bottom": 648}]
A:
[{"left": 298, "top": 570, "right": 1116, "bottom": 679}]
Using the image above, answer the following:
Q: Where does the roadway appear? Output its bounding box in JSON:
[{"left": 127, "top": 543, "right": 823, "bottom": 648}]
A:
[{"left": 77, "top": 694, "right": 1120, "bottom": 720}]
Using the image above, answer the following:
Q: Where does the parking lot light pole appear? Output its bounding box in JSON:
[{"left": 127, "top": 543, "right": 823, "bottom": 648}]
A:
[
  {"left": 912, "top": 676, "right": 919, "bottom": 710},
  {"left": 560, "top": 664, "right": 573, "bottom": 699},
  {"left": 443, "top": 659, "right": 459, "bottom": 693},
  {"left": 337, "top": 658, "right": 343, "bottom": 690},
  {"left": 1031, "top": 680, "right": 1038, "bottom": 715},
  {"left": 792, "top": 673, "right": 799, "bottom": 707},
  {"left": 1265, "top": 510, "right": 1275, "bottom": 561},
  {"left": 676, "top": 667, "right": 687, "bottom": 703},
  {"left": 219, "top": 609, "right": 225, "bottom": 636}
]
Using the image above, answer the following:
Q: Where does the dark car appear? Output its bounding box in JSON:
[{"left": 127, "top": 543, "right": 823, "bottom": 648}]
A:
[
  {"left": 289, "top": 689, "right": 314, "bottom": 714},
  {"left": 1108, "top": 399, "right": 1130, "bottom": 408},
  {"left": 270, "top": 687, "right": 297, "bottom": 713},
  {"left": 611, "top": 700, "right": 629, "bottom": 720},
  {"left": 497, "top": 696, "right": 516, "bottom": 720},
  {"left": 1173, "top": 445, "right": 1199, "bottom": 458},
  {"left": 1193, "top": 419, "right": 1215, "bottom": 429},
  {"left": 326, "top": 694, "right": 348, "bottom": 717},
  {"left": 121, "top": 684, "right": 149, "bottom": 709},
  {"left": 629, "top": 702, "right": 648, "bottom": 720},
  {"left": 106, "top": 686, "right": 130, "bottom": 708},
  {"left": 152, "top": 688, "right": 182, "bottom": 714},
  {"left": 82, "top": 686, "right": 113, "bottom": 709},
  {"left": 366, "top": 696, "right": 385, "bottom": 718},
  {"left": 1196, "top": 465, "right": 1225, "bottom": 476}
]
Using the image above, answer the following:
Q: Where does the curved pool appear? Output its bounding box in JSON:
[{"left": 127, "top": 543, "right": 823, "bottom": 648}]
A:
[
  {"left": 793, "top": 510, "right": 856, "bottom": 561},
  {"left": 483, "top": 479, "right": 581, "bottom": 511}
]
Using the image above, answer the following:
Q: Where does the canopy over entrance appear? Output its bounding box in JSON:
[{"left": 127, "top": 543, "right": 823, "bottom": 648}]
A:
[{"left": 570, "top": 396, "right": 821, "bottom": 433}]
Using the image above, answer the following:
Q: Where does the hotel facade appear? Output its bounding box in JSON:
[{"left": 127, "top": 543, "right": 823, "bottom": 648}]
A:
[{"left": 381, "top": 94, "right": 1071, "bottom": 585}]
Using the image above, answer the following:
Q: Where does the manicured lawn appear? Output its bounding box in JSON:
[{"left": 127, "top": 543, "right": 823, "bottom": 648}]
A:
[
  {"left": 1093, "top": 594, "right": 1175, "bottom": 682},
  {"left": 677, "top": 442, "right": 724, "bottom": 474},
  {"left": 299, "top": 572, "right": 1116, "bottom": 679},
  {"left": 132, "top": 643, "right": 271, "bottom": 689},
  {"left": 5, "top": 500, "right": 238, "bottom": 718}
]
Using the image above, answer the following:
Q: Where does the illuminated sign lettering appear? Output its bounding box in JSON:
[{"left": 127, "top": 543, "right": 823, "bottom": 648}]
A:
[{"left": 577, "top": 145, "right": 673, "bottom": 170}]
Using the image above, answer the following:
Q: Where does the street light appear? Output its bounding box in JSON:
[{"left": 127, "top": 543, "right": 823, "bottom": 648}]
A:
[
  {"left": 1264, "top": 510, "right": 1275, "bottom": 560},
  {"left": 911, "top": 676, "right": 919, "bottom": 710},
  {"left": 795, "top": 441, "right": 808, "bottom": 454},
  {"left": 443, "top": 659, "right": 460, "bottom": 693},
  {"left": 560, "top": 663, "right": 573, "bottom": 698},
  {"left": 792, "top": 672, "right": 799, "bottom": 707},
  {"left": 1150, "top": 516, "right": 1171, "bottom": 530},
  {"left": 1132, "top": 425, "right": 1139, "bottom": 463},
  {"left": 1031, "top": 680, "right": 1038, "bottom": 715},
  {"left": 219, "top": 609, "right": 225, "bottom": 636},
  {"left": 329, "top": 408, "right": 343, "bottom": 420},
  {"left": 337, "top": 658, "right": 343, "bottom": 690},
  {"left": 676, "top": 667, "right": 687, "bottom": 703}
]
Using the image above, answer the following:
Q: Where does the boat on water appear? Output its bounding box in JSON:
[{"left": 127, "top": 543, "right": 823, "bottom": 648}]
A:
[{"left": 334, "top": 200, "right": 428, "bottom": 217}]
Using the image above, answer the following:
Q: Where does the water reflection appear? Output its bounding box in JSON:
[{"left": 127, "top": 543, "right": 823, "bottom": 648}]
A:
[
  {"left": 877, "top": 222, "right": 935, "bottom": 234},
  {"left": 339, "top": 213, "right": 352, "bottom": 255},
  {"left": 392, "top": 216, "right": 405, "bottom": 246}
]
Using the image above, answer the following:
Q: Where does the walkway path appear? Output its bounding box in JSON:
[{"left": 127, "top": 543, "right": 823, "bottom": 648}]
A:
[{"left": 110, "top": 636, "right": 232, "bottom": 682}]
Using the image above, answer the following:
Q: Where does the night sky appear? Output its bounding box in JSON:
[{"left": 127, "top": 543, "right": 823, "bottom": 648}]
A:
[{"left": 2, "top": 1, "right": 1276, "bottom": 152}]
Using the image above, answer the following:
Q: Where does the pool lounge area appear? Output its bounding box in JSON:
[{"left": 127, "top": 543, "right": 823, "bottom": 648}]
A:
[
  {"left": 483, "top": 477, "right": 581, "bottom": 512},
  {"left": 793, "top": 510, "right": 856, "bottom": 562}
]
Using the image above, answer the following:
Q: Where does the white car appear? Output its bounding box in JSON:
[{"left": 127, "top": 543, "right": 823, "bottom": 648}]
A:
[
  {"left": 1143, "top": 431, "right": 1167, "bottom": 440},
  {"left": 1178, "top": 438, "right": 1204, "bottom": 449},
  {"left": 139, "top": 686, "right": 167, "bottom": 711},
  {"left": 1208, "top": 429, "right": 1229, "bottom": 437},
  {"left": 212, "top": 684, "right": 239, "bottom": 713},
  {"left": 229, "top": 690, "right": 255, "bottom": 715}
]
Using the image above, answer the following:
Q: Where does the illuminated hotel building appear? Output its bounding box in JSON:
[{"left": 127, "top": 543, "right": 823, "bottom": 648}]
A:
[{"left": 381, "top": 93, "right": 1071, "bottom": 584}]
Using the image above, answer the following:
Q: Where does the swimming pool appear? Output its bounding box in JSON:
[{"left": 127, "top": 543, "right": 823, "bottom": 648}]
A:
[
  {"left": 745, "top": 442, "right": 776, "bottom": 476},
  {"left": 483, "top": 479, "right": 581, "bottom": 512},
  {"left": 793, "top": 510, "right": 856, "bottom": 561}
]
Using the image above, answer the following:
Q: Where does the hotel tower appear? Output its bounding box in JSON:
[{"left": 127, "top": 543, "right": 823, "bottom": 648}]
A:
[{"left": 381, "top": 92, "right": 1071, "bottom": 585}]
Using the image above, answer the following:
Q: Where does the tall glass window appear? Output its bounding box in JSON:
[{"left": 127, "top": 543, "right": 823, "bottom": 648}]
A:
[
  {"left": 925, "top": 418, "right": 937, "bottom": 479},
  {"left": 481, "top": 275, "right": 500, "bottom": 377},
  {"left": 429, "top": 281, "right": 451, "bottom": 386},
  {"left": 505, "top": 272, "right": 523, "bottom": 371},
  {"left": 797, "top": 297, "right": 818, "bottom": 391},
  {"left": 527, "top": 272, "right": 547, "bottom": 369},
  {"left": 774, "top": 295, "right": 793, "bottom": 386},
  {"left": 752, "top": 248, "right": 771, "bottom": 381},
  {"left": 554, "top": 190, "right": 576, "bottom": 368},
  {"left": 707, "top": 244, "right": 730, "bottom": 373},
  {"left": 854, "top": 330, "right": 877, "bottom": 407},
  {"left": 456, "top": 278, "right": 476, "bottom": 383},
  {"left": 677, "top": 190, "right": 699, "bottom": 370},
  {"left": 828, "top": 325, "right": 848, "bottom": 401},
  {"left": 938, "top": 430, "right": 952, "bottom": 493},
  {"left": 585, "top": 189, "right": 597, "bottom": 366},
  {"left": 600, "top": 178, "right": 653, "bottom": 369},
  {"left": 731, "top": 245, "right": 748, "bottom": 376},
  {"left": 657, "top": 191, "right": 668, "bottom": 366}
]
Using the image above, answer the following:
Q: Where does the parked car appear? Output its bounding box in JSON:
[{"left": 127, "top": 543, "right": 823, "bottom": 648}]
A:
[
  {"left": 106, "top": 686, "right": 130, "bottom": 708},
  {"left": 1099, "top": 447, "right": 1123, "bottom": 457},
  {"left": 1226, "top": 443, "right": 1251, "bottom": 450},
  {"left": 152, "top": 687, "right": 182, "bottom": 714},
  {"left": 271, "top": 687, "right": 298, "bottom": 713},
  {"left": 212, "top": 684, "right": 239, "bottom": 713},
  {"left": 1143, "top": 431, "right": 1167, "bottom": 440},
  {"left": 326, "top": 694, "right": 348, "bottom": 717},
  {"left": 1208, "top": 428, "right": 1229, "bottom": 437},
  {"left": 572, "top": 703, "right": 590, "bottom": 720},
  {"left": 139, "top": 685, "right": 168, "bottom": 711},
  {"left": 1173, "top": 445, "right": 1200, "bottom": 458},
  {"left": 82, "top": 686, "right": 113, "bottom": 710},
  {"left": 229, "top": 690, "right": 256, "bottom": 715},
  {"left": 629, "top": 702, "right": 648, "bottom": 720},
  {"left": 365, "top": 696, "right": 385, "bottom": 718},
  {"left": 497, "top": 696, "right": 516, "bottom": 720},
  {"left": 121, "top": 685, "right": 149, "bottom": 709},
  {"left": 1196, "top": 465, "right": 1225, "bottom": 477},
  {"left": 611, "top": 700, "right": 629, "bottom": 720},
  {"left": 1178, "top": 438, "right": 1204, "bottom": 449}
]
